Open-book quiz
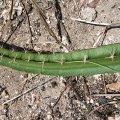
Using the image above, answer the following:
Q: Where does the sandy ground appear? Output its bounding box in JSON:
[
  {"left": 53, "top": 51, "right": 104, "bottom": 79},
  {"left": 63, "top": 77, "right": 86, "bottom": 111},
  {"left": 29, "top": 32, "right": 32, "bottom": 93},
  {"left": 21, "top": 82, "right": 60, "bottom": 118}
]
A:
[{"left": 0, "top": 0, "right": 120, "bottom": 120}]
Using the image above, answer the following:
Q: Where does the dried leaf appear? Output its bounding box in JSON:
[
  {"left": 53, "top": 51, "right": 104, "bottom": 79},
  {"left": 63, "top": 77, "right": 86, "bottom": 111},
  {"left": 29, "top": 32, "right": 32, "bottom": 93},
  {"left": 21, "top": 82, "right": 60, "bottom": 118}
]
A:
[
  {"left": 106, "top": 82, "right": 120, "bottom": 91},
  {"left": 87, "top": 0, "right": 100, "bottom": 8}
]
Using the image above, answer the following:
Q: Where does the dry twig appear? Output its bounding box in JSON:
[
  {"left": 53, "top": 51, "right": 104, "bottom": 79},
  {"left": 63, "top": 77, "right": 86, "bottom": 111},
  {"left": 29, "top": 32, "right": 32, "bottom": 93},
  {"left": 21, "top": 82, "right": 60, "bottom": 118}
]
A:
[
  {"left": 9, "top": 0, "right": 14, "bottom": 19},
  {"left": 4, "top": 3, "right": 32, "bottom": 44},
  {"left": 71, "top": 18, "right": 110, "bottom": 26},
  {"left": 2, "top": 76, "right": 56, "bottom": 105},
  {"left": 21, "top": 1, "right": 34, "bottom": 48},
  {"left": 52, "top": 77, "right": 76, "bottom": 108},
  {"left": 92, "top": 94, "right": 120, "bottom": 97},
  {"left": 30, "top": 0, "right": 59, "bottom": 43},
  {"left": 71, "top": 18, "right": 120, "bottom": 46},
  {"left": 86, "top": 101, "right": 116, "bottom": 118}
]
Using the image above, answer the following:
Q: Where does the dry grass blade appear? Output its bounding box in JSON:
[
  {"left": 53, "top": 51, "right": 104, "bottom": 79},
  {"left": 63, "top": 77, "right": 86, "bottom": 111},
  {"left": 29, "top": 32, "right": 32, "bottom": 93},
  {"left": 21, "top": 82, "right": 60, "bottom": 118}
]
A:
[{"left": 30, "top": 0, "right": 59, "bottom": 43}]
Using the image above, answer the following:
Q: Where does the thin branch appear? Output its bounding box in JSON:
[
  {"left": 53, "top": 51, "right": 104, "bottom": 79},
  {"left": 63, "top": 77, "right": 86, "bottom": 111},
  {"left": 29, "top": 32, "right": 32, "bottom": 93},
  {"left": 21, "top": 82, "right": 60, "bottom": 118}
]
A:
[
  {"left": 86, "top": 101, "right": 116, "bottom": 118},
  {"left": 71, "top": 18, "right": 120, "bottom": 46},
  {"left": 20, "top": 74, "right": 39, "bottom": 93},
  {"left": 92, "top": 28, "right": 106, "bottom": 47},
  {"left": 102, "top": 75, "right": 107, "bottom": 94},
  {"left": 52, "top": 77, "right": 75, "bottom": 108},
  {"left": 2, "top": 76, "right": 56, "bottom": 105},
  {"left": 71, "top": 18, "right": 110, "bottom": 26},
  {"left": 21, "top": 1, "right": 34, "bottom": 48},
  {"left": 4, "top": 3, "right": 32, "bottom": 44},
  {"left": 54, "top": 0, "right": 71, "bottom": 44},
  {"left": 71, "top": 18, "right": 120, "bottom": 47},
  {"left": 92, "top": 94, "right": 120, "bottom": 97},
  {"left": 71, "top": 18, "right": 120, "bottom": 28},
  {"left": 30, "top": 0, "right": 59, "bottom": 43},
  {"left": 9, "top": 0, "right": 14, "bottom": 20},
  {"left": 72, "top": 87, "right": 86, "bottom": 105}
]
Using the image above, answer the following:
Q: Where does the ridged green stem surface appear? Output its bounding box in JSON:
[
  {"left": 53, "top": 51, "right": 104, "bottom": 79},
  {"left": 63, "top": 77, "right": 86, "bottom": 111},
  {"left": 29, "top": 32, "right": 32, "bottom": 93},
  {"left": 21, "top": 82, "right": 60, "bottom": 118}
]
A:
[{"left": 0, "top": 43, "right": 120, "bottom": 76}]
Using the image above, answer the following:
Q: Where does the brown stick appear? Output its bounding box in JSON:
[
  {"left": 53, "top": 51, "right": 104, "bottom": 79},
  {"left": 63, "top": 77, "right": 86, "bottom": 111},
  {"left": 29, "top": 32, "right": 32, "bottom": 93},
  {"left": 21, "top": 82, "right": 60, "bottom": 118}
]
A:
[{"left": 30, "top": 0, "right": 59, "bottom": 43}]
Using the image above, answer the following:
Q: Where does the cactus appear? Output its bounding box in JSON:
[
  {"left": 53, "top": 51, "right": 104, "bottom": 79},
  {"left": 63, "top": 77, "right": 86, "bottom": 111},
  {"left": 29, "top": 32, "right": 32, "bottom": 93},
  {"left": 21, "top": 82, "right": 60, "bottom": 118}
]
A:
[{"left": 0, "top": 43, "right": 120, "bottom": 76}]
